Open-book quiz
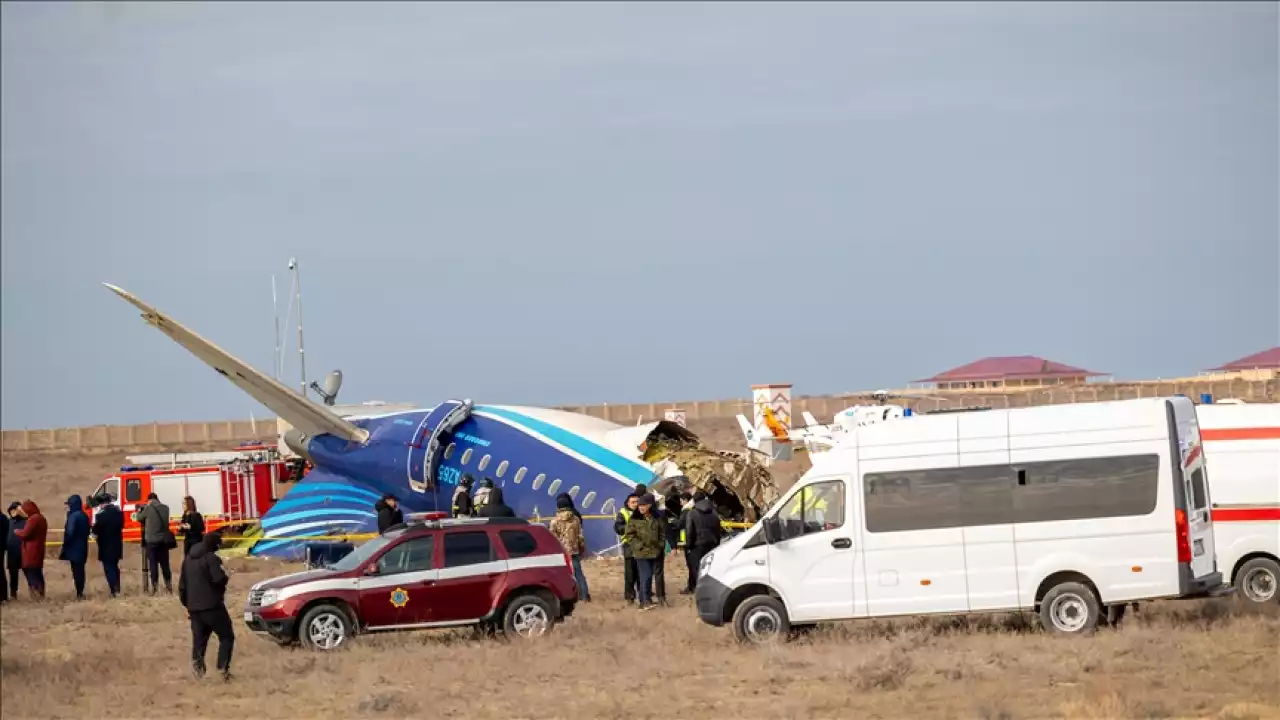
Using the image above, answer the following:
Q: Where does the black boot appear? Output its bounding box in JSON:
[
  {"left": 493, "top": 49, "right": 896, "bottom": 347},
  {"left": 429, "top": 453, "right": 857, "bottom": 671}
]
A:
[{"left": 192, "top": 661, "right": 206, "bottom": 680}]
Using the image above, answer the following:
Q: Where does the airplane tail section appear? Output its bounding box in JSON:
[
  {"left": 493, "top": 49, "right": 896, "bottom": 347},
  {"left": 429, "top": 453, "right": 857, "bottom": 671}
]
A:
[
  {"left": 104, "top": 284, "right": 370, "bottom": 445},
  {"left": 802, "top": 411, "right": 820, "bottom": 428}
]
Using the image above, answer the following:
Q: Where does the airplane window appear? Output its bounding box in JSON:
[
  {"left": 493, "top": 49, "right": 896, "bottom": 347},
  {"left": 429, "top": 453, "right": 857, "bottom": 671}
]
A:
[
  {"left": 443, "top": 443, "right": 456, "bottom": 460},
  {"left": 532, "top": 473, "right": 546, "bottom": 490},
  {"left": 600, "top": 498, "right": 616, "bottom": 515},
  {"left": 478, "top": 454, "right": 491, "bottom": 471},
  {"left": 514, "top": 468, "right": 527, "bottom": 484},
  {"left": 461, "top": 448, "right": 473, "bottom": 465},
  {"left": 567, "top": 485, "right": 580, "bottom": 499},
  {"left": 582, "top": 491, "right": 596, "bottom": 510},
  {"left": 547, "top": 479, "right": 561, "bottom": 496},
  {"left": 496, "top": 460, "right": 509, "bottom": 478}
]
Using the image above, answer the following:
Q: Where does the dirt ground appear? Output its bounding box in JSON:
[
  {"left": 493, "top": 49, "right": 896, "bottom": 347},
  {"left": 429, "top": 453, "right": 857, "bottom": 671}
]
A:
[
  {"left": 0, "top": 550, "right": 1277, "bottom": 720},
  {"left": 2, "top": 428, "right": 1278, "bottom": 719}
]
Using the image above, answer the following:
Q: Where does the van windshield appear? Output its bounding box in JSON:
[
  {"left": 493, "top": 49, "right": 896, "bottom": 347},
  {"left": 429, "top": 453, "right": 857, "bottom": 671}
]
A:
[{"left": 329, "top": 534, "right": 397, "bottom": 572}]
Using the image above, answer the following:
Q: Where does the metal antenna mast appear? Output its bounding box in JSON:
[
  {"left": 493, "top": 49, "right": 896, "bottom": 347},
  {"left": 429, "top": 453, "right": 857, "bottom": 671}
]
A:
[{"left": 290, "top": 257, "right": 307, "bottom": 398}]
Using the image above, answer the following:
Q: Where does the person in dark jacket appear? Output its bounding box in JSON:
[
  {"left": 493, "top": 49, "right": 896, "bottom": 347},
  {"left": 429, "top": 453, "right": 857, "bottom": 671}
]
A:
[
  {"left": 13, "top": 500, "right": 47, "bottom": 599},
  {"left": 58, "top": 494, "right": 91, "bottom": 600},
  {"left": 179, "top": 496, "right": 205, "bottom": 557},
  {"left": 375, "top": 495, "right": 403, "bottom": 534},
  {"left": 475, "top": 487, "right": 516, "bottom": 518},
  {"left": 179, "top": 532, "right": 234, "bottom": 682},
  {"left": 623, "top": 494, "right": 666, "bottom": 610},
  {"left": 5, "top": 502, "right": 24, "bottom": 599},
  {"left": 0, "top": 511, "right": 7, "bottom": 603},
  {"left": 90, "top": 496, "right": 124, "bottom": 597},
  {"left": 683, "top": 491, "right": 724, "bottom": 593}
]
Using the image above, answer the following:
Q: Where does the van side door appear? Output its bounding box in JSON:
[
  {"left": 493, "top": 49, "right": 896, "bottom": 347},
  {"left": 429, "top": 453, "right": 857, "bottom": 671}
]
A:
[{"left": 766, "top": 477, "right": 860, "bottom": 623}]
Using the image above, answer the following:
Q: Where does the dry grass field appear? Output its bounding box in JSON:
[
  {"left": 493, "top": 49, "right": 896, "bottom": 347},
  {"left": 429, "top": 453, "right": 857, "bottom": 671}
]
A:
[{"left": 2, "top": 420, "right": 1278, "bottom": 719}]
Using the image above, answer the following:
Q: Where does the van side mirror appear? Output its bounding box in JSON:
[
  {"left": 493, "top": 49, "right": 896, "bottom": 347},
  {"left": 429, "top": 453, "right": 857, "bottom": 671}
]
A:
[{"left": 762, "top": 517, "right": 782, "bottom": 544}]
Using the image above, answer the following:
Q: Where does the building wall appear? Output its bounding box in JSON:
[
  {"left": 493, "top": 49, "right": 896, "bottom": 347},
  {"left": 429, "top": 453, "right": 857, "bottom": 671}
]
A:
[{"left": 3, "top": 378, "right": 1276, "bottom": 452}]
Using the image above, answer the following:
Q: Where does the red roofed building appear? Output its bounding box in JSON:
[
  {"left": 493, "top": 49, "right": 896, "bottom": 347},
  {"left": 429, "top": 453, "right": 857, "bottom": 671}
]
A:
[
  {"left": 1205, "top": 347, "right": 1280, "bottom": 380},
  {"left": 916, "top": 356, "right": 1107, "bottom": 391}
]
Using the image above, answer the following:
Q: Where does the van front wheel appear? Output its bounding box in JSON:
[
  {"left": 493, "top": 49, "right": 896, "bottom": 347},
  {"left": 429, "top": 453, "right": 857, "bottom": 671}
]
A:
[
  {"left": 732, "top": 595, "right": 790, "bottom": 645},
  {"left": 1039, "top": 582, "right": 1100, "bottom": 636}
]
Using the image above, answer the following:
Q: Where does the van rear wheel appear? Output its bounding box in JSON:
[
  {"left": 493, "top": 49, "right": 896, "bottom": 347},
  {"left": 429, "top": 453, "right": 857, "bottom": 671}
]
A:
[
  {"left": 731, "top": 595, "right": 790, "bottom": 645},
  {"left": 1235, "top": 557, "right": 1280, "bottom": 606},
  {"left": 1039, "top": 582, "right": 1100, "bottom": 636}
]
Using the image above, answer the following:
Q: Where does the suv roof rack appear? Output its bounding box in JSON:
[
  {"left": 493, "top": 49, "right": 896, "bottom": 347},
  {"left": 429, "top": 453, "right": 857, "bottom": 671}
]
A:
[{"left": 401, "top": 516, "right": 531, "bottom": 531}]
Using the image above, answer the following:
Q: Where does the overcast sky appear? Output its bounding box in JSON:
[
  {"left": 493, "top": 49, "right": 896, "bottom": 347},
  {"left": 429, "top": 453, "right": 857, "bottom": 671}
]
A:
[{"left": 2, "top": 2, "right": 1277, "bottom": 428}]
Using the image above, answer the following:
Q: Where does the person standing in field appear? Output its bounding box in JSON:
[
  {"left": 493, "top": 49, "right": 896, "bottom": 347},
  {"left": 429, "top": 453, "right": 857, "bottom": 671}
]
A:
[
  {"left": 375, "top": 495, "right": 403, "bottom": 534},
  {"left": 91, "top": 495, "right": 124, "bottom": 597},
  {"left": 134, "top": 493, "right": 173, "bottom": 595},
  {"left": 550, "top": 493, "right": 591, "bottom": 602},
  {"left": 179, "top": 496, "right": 205, "bottom": 557},
  {"left": 0, "top": 510, "right": 7, "bottom": 603},
  {"left": 179, "top": 531, "right": 234, "bottom": 682},
  {"left": 682, "top": 490, "right": 723, "bottom": 594},
  {"left": 624, "top": 494, "right": 666, "bottom": 611},
  {"left": 451, "top": 475, "right": 475, "bottom": 517},
  {"left": 59, "top": 494, "right": 90, "bottom": 600},
  {"left": 613, "top": 493, "right": 641, "bottom": 604},
  {"left": 6, "top": 502, "right": 25, "bottom": 600},
  {"left": 13, "top": 500, "right": 47, "bottom": 599}
]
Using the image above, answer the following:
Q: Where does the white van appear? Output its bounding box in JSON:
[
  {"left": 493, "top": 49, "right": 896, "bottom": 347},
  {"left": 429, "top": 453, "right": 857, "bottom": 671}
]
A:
[
  {"left": 1198, "top": 402, "right": 1280, "bottom": 606},
  {"left": 695, "top": 397, "right": 1231, "bottom": 642}
]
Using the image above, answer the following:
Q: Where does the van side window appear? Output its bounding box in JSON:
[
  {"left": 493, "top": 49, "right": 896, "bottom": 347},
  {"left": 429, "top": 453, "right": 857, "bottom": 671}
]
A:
[
  {"left": 1189, "top": 467, "right": 1208, "bottom": 510},
  {"left": 1016, "top": 454, "right": 1160, "bottom": 523},
  {"left": 444, "top": 531, "right": 493, "bottom": 568},
  {"left": 376, "top": 536, "right": 435, "bottom": 575},
  {"left": 864, "top": 454, "right": 1161, "bottom": 532},
  {"left": 124, "top": 478, "right": 143, "bottom": 503},
  {"left": 777, "top": 480, "right": 845, "bottom": 537}
]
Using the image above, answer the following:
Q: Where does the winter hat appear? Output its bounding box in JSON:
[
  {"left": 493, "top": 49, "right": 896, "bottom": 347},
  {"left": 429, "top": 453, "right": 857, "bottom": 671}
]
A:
[{"left": 638, "top": 493, "right": 656, "bottom": 507}]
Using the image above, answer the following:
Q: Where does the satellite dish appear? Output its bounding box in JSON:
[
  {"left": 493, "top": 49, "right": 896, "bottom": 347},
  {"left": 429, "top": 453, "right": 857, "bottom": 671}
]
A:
[{"left": 309, "top": 369, "right": 343, "bottom": 406}]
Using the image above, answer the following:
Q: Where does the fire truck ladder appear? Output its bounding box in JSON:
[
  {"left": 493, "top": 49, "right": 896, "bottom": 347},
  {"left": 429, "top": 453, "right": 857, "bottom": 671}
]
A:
[{"left": 226, "top": 462, "right": 247, "bottom": 521}]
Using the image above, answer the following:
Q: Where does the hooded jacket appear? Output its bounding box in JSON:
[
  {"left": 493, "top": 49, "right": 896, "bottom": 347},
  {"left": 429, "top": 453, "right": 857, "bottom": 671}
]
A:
[
  {"left": 555, "top": 493, "right": 583, "bottom": 521},
  {"left": 13, "top": 501, "right": 47, "bottom": 569},
  {"left": 179, "top": 533, "right": 229, "bottom": 612},
  {"left": 375, "top": 497, "right": 404, "bottom": 534},
  {"left": 549, "top": 503, "right": 585, "bottom": 556},
  {"left": 4, "top": 509, "right": 22, "bottom": 557},
  {"left": 475, "top": 487, "right": 516, "bottom": 518},
  {"left": 58, "top": 495, "right": 90, "bottom": 564},
  {"left": 91, "top": 503, "right": 125, "bottom": 563},
  {"left": 684, "top": 497, "right": 723, "bottom": 549}
]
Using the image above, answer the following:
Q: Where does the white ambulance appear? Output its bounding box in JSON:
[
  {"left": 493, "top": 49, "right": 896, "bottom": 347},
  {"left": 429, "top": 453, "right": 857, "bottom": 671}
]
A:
[
  {"left": 1197, "top": 401, "right": 1280, "bottom": 606},
  {"left": 695, "top": 396, "right": 1232, "bottom": 642}
]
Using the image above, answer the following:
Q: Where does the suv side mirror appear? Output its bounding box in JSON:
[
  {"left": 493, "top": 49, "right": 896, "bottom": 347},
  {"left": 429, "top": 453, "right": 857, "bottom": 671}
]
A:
[{"left": 762, "top": 517, "right": 781, "bottom": 544}]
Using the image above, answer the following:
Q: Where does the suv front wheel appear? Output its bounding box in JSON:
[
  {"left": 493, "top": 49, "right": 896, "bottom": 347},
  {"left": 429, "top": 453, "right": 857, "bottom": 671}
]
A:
[
  {"left": 299, "top": 604, "right": 353, "bottom": 651},
  {"left": 502, "top": 594, "right": 555, "bottom": 639}
]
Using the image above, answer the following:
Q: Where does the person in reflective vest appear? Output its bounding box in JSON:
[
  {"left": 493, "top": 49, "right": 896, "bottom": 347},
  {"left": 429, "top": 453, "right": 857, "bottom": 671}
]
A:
[
  {"left": 472, "top": 478, "right": 493, "bottom": 512},
  {"left": 612, "top": 493, "right": 641, "bottom": 603},
  {"left": 452, "top": 475, "right": 475, "bottom": 517},
  {"left": 786, "top": 486, "right": 830, "bottom": 529}
]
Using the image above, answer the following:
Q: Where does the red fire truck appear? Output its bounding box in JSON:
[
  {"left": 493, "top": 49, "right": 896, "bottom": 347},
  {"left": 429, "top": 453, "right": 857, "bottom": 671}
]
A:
[{"left": 86, "top": 443, "right": 303, "bottom": 542}]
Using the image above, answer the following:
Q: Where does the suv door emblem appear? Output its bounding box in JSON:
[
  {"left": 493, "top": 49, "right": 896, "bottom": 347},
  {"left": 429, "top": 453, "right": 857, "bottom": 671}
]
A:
[{"left": 390, "top": 588, "right": 410, "bottom": 608}]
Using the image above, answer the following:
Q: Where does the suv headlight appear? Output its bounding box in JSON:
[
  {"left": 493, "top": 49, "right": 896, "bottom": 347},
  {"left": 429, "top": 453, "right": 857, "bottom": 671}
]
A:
[
  {"left": 260, "top": 588, "right": 280, "bottom": 607},
  {"left": 698, "top": 549, "right": 716, "bottom": 577}
]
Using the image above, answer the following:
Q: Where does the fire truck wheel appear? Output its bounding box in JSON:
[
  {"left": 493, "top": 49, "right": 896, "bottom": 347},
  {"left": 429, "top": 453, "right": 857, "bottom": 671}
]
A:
[{"left": 299, "top": 604, "right": 352, "bottom": 651}]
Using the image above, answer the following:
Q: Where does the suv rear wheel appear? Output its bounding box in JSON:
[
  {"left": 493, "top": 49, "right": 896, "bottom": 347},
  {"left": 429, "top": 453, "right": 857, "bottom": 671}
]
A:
[
  {"left": 502, "top": 594, "right": 555, "bottom": 639},
  {"left": 299, "top": 604, "right": 352, "bottom": 651}
]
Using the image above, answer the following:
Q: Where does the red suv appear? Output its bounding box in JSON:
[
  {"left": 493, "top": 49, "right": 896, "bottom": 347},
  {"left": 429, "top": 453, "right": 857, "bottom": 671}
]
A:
[{"left": 242, "top": 517, "right": 579, "bottom": 650}]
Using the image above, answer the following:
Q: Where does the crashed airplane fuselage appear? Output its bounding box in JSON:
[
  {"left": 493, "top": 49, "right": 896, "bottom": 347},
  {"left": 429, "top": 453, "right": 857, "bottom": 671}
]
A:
[{"left": 103, "top": 284, "right": 775, "bottom": 561}]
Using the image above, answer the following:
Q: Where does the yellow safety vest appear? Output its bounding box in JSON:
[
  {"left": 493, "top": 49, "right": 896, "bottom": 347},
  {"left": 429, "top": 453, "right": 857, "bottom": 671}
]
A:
[
  {"left": 788, "top": 487, "right": 828, "bottom": 516},
  {"left": 618, "top": 508, "right": 633, "bottom": 544}
]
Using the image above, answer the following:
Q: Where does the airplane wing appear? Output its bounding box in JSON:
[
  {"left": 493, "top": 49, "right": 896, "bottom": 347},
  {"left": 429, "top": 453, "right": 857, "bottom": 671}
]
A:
[{"left": 104, "top": 283, "right": 370, "bottom": 445}]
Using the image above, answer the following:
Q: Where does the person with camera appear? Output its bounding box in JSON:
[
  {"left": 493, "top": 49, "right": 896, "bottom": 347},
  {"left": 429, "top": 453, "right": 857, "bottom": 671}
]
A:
[{"left": 133, "top": 493, "right": 173, "bottom": 595}]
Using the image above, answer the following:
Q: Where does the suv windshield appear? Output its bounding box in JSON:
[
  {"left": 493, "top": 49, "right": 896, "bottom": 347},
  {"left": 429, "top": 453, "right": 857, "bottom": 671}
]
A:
[{"left": 328, "top": 533, "right": 397, "bottom": 572}]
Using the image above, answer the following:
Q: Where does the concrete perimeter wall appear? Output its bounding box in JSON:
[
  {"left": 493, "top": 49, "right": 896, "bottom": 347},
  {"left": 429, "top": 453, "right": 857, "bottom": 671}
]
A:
[{"left": 3, "top": 379, "right": 1276, "bottom": 453}]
